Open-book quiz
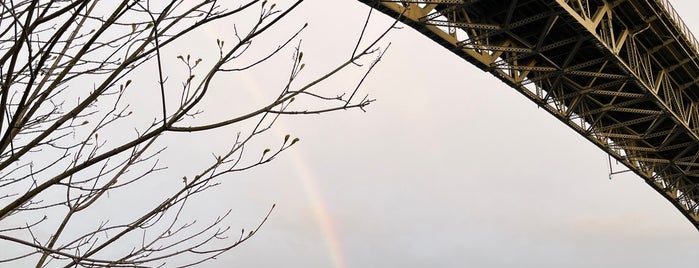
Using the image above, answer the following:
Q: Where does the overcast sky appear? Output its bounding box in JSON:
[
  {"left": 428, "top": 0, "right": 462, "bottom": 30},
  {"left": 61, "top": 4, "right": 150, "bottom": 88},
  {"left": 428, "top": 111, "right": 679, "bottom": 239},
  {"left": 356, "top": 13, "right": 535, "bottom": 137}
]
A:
[{"left": 132, "top": 1, "right": 699, "bottom": 267}]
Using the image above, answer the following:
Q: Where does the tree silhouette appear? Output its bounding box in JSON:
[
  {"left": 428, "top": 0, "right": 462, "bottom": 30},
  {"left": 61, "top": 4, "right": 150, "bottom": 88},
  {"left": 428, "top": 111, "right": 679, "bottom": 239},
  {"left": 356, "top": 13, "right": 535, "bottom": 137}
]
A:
[{"left": 0, "top": 1, "right": 393, "bottom": 266}]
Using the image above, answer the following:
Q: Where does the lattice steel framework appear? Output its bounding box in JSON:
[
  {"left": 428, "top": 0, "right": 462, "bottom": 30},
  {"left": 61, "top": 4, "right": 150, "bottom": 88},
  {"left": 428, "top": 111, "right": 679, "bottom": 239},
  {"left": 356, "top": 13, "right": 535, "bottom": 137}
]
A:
[{"left": 359, "top": 0, "right": 699, "bottom": 230}]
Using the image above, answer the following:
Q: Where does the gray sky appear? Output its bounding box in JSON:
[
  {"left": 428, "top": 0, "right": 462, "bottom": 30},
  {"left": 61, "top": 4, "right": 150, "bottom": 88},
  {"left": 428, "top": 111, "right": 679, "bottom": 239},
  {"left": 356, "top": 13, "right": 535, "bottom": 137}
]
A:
[{"left": 183, "top": 1, "right": 699, "bottom": 267}]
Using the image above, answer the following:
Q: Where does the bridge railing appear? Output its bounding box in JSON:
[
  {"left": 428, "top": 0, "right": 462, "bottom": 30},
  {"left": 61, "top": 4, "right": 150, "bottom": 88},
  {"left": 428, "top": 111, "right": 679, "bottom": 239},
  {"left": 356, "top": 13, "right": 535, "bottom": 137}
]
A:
[{"left": 654, "top": 0, "right": 699, "bottom": 54}]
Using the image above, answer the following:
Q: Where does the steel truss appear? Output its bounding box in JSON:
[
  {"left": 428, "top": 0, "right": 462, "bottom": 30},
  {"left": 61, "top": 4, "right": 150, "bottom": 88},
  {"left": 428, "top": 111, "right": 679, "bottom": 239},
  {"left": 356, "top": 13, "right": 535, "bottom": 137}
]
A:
[{"left": 359, "top": 0, "right": 699, "bottom": 230}]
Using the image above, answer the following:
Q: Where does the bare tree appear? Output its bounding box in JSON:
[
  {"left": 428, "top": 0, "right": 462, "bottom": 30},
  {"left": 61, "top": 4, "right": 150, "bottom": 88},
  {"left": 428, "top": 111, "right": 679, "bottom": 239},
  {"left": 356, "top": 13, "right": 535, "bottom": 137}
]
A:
[{"left": 0, "top": 0, "right": 392, "bottom": 267}]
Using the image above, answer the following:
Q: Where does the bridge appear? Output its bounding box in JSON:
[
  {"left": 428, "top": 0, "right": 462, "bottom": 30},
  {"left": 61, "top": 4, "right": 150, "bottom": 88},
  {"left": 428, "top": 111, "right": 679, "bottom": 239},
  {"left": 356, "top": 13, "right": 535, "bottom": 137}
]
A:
[{"left": 358, "top": 0, "right": 699, "bottom": 231}]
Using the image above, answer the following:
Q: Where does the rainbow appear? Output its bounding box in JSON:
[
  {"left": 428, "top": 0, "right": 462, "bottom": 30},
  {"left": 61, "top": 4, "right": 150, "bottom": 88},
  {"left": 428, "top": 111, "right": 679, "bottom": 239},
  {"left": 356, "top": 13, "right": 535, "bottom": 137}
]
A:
[
  {"left": 287, "top": 151, "right": 348, "bottom": 268},
  {"left": 200, "top": 23, "right": 348, "bottom": 266}
]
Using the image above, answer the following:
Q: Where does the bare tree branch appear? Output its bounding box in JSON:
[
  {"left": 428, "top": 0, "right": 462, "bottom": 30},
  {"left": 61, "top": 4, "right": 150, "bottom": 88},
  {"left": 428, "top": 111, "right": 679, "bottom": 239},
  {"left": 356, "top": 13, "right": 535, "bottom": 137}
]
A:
[{"left": 0, "top": 1, "right": 393, "bottom": 267}]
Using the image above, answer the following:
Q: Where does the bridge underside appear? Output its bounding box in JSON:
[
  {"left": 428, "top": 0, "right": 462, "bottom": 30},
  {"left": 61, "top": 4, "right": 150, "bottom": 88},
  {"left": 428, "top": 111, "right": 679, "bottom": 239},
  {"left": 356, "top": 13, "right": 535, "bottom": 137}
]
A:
[{"left": 359, "top": 0, "right": 699, "bottom": 230}]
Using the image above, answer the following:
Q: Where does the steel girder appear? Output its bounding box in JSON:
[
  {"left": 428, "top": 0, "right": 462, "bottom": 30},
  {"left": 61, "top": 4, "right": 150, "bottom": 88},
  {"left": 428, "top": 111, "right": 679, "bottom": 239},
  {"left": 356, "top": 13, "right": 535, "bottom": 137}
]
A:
[{"left": 358, "top": 0, "right": 699, "bottom": 230}]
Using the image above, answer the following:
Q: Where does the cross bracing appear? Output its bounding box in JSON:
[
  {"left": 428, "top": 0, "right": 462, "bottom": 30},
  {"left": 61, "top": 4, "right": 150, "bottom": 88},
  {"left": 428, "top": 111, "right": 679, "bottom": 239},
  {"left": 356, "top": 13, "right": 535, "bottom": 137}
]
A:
[{"left": 358, "top": 0, "right": 699, "bottom": 230}]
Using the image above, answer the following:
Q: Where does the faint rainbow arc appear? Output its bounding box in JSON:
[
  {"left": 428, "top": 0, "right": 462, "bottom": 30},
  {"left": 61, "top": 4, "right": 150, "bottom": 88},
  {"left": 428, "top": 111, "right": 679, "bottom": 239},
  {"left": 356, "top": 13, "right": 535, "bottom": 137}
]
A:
[
  {"left": 200, "top": 26, "right": 348, "bottom": 268},
  {"left": 240, "top": 72, "right": 349, "bottom": 268}
]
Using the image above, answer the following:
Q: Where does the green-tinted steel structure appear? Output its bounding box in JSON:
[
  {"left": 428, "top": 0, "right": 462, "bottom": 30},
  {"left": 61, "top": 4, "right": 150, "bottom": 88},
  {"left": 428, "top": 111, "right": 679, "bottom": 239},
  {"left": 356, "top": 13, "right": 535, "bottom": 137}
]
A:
[{"left": 358, "top": 0, "right": 699, "bottom": 230}]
